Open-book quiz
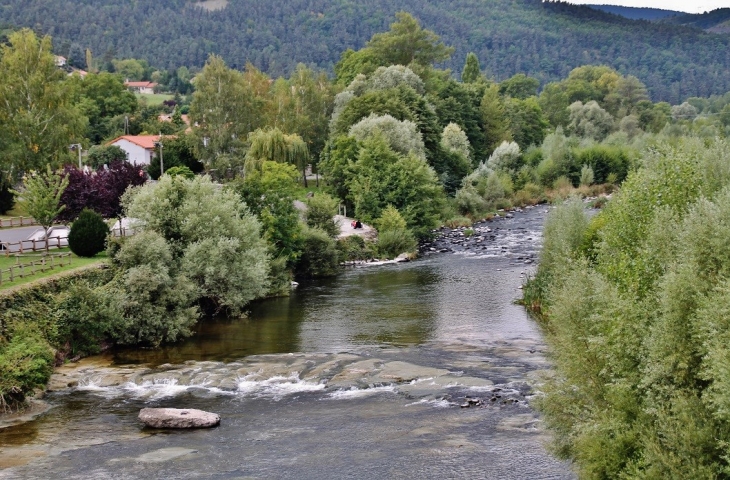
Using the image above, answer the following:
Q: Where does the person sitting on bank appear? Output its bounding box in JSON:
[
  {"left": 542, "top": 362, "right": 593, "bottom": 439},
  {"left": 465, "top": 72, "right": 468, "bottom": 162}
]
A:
[{"left": 354, "top": 220, "right": 362, "bottom": 229}]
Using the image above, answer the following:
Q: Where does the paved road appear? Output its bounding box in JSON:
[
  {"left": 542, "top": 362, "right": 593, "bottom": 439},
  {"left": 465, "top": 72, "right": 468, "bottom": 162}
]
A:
[{"left": 0, "top": 225, "right": 68, "bottom": 253}]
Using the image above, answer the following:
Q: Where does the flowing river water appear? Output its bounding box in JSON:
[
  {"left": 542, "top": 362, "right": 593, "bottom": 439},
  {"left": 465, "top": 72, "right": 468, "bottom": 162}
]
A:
[{"left": 0, "top": 206, "right": 574, "bottom": 479}]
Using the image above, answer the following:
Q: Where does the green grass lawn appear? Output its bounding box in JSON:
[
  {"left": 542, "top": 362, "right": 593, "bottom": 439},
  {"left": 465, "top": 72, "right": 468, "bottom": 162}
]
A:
[
  {"left": 135, "top": 93, "right": 174, "bottom": 106},
  {"left": 0, "top": 248, "right": 108, "bottom": 290},
  {"left": 0, "top": 204, "right": 30, "bottom": 220}
]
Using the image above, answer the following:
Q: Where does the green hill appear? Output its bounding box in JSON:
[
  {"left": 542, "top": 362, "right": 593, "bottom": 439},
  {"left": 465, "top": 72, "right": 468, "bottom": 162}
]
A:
[
  {"left": 0, "top": 0, "right": 728, "bottom": 103},
  {"left": 587, "top": 5, "right": 682, "bottom": 21},
  {"left": 662, "top": 8, "right": 730, "bottom": 33}
]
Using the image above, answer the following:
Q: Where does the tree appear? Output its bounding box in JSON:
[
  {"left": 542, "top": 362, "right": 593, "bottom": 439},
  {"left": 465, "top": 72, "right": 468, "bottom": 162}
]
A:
[
  {"left": 67, "top": 43, "right": 85, "bottom": 69},
  {"left": 305, "top": 193, "right": 340, "bottom": 238},
  {"left": 499, "top": 73, "right": 540, "bottom": 100},
  {"left": 504, "top": 96, "right": 549, "bottom": 148},
  {"left": 15, "top": 165, "right": 69, "bottom": 246},
  {"left": 86, "top": 145, "right": 128, "bottom": 169},
  {"left": 270, "top": 64, "right": 334, "bottom": 163},
  {"left": 348, "top": 114, "right": 425, "bottom": 158},
  {"left": 568, "top": 100, "right": 615, "bottom": 140},
  {"left": 122, "top": 175, "right": 270, "bottom": 314},
  {"left": 71, "top": 72, "right": 138, "bottom": 143},
  {"left": 348, "top": 134, "right": 445, "bottom": 238},
  {"left": 480, "top": 84, "right": 513, "bottom": 153},
  {"left": 245, "top": 127, "right": 310, "bottom": 184},
  {"left": 68, "top": 208, "right": 109, "bottom": 257},
  {"left": 146, "top": 134, "right": 204, "bottom": 180},
  {"left": 190, "top": 56, "right": 263, "bottom": 171},
  {"left": 0, "top": 29, "right": 85, "bottom": 177},
  {"left": 58, "top": 160, "right": 146, "bottom": 222},
  {"left": 461, "top": 52, "right": 482, "bottom": 84},
  {"left": 232, "top": 161, "right": 302, "bottom": 266},
  {"left": 366, "top": 12, "right": 454, "bottom": 67}
]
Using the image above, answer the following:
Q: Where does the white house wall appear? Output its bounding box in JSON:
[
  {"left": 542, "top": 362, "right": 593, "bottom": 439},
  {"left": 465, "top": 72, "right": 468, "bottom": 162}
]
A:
[{"left": 111, "top": 139, "right": 153, "bottom": 166}]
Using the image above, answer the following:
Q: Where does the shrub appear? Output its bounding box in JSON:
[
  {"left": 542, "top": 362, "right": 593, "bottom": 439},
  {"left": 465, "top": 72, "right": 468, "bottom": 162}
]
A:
[
  {"left": 337, "top": 235, "right": 376, "bottom": 262},
  {"left": 295, "top": 226, "right": 339, "bottom": 278},
  {"left": 68, "top": 208, "right": 110, "bottom": 257},
  {"left": 455, "top": 185, "right": 488, "bottom": 216},
  {"left": 165, "top": 166, "right": 195, "bottom": 179},
  {"left": 305, "top": 192, "right": 341, "bottom": 238},
  {"left": 580, "top": 165, "right": 595, "bottom": 187},
  {"left": 0, "top": 327, "right": 54, "bottom": 411},
  {"left": 377, "top": 228, "right": 417, "bottom": 258},
  {"left": 375, "top": 205, "right": 407, "bottom": 232}
]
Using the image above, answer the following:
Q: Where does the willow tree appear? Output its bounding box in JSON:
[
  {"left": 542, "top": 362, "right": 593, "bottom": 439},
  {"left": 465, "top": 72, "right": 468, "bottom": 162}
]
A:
[{"left": 245, "top": 128, "right": 310, "bottom": 186}]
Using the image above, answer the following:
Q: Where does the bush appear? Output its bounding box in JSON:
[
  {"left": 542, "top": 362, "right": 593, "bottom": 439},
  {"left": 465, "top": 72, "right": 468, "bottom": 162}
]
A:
[
  {"left": 444, "top": 216, "right": 472, "bottom": 228},
  {"left": 295, "top": 226, "right": 339, "bottom": 278},
  {"left": 377, "top": 228, "right": 417, "bottom": 258},
  {"left": 337, "top": 235, "right": 376, "bottom": 262},
  {"left": 68, "top": 208, "right": 110, "bottom": 257},
  {"left": 0, "top": 327, "right": 54, "bottom": 411},
  {"left": 305, "top": 193, "right": 341, "bottom": 238},
  {"left": 165, "top": 166, "right": 195, "bottom": 179}
]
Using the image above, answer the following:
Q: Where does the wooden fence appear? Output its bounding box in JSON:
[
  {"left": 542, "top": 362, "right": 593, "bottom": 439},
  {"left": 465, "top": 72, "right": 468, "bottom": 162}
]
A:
[
  {"left": 1, "top": 235, "right": 67, "bottom": 254},
  {"left": 0, "top": 217, "right": 37, "bottom": 228},
  {"left": 0, "top": 252, "right": 72, "bottom": 285}
]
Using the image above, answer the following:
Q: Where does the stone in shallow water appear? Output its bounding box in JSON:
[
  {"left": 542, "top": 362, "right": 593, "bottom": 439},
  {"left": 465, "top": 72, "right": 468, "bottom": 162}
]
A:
[{"left": 138, "top": 408, "right": 220, "bottom": 429}]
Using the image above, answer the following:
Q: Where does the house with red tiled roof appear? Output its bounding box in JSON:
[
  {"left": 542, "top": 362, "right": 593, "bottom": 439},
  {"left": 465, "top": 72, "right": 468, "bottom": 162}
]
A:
[
  {"left": 108, "top": 135, "right": 162, "bottom": 165},
  {"left": 125, "top": 81, "right": 158, "bottom": 94}
]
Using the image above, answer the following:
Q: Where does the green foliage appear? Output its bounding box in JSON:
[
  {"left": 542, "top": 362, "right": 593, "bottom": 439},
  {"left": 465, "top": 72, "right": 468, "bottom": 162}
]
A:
[
  {"left": 146, "top": 134, "right": 204, "bottom": 180},
  {"left": 87, "top": 145, "right": 128, "bottom": 169},
  {"left": 579, "top": 165, "right": 594, "bottom": 187},
  {"left": 0, "top": 29, "right": 84, "bottom": 176},
  {"left": 348, "top": 114, "right": 425, "bottom": 158},
  {"left": 305, "top": 193, "right": 340, "bottom": 238},
  {"left": 0, "top": 176, "right": 15, "bottom": 214},
  {"left": 164, "top": 166, "right": 195, "bottom": 179},
  {"left": 503, "top": 96, "right": 549, "bottom": 149},
  {"left": 336, "top": 235, "right": 375, "bottom": 262},
  {"left": 499, "top": 73, "right": 539, "bottom": 100},
  {"left": 375, "top": 204, "right": 408, "bottom": 232},
  {"left": 68, "top": 208, "right": 109, "bottom": 257},
  {"left": 190, "top": 55, "right": 263, "bottom": 171},
  {"left": 377, "top": 229, "right": 417, "bottom": 259},
  {"left": 295, "top": 226, "right": 339, "bottom": 278},
  {"left": 375, "top": 205, "right": 417, "bottom": 258},
  {"left": 528, "top": 137, "right": 730, "bottom": 478},
  {"left": 15, "top": 165, "right": 69, "bottom": 234},
  {"left": 0, "top": 327, "right": 54, "bottom": 411},
  {"left": 366, "top": 12, "right": 454, "bottom": 68},
  {"left": 347, "top": 135, "right": 446, "bottom": 238},
  {"left": 232, "top": 161, "right": 302, "bottom": 265},
  {"left": 461, "top": 52, "right": 481, "bottom": 84},
  {"left": 122, "top": 175, "right": 270, "bottom": 315}
]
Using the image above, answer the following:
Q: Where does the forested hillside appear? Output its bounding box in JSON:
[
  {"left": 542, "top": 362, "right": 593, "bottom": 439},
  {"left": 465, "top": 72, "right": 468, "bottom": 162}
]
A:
[
  {"left": 662, "top": 8, "right": 730, "bottom": 34},
  {"left": 0, "top": 0, "right": 729, "bottom": 103},
  {"left": 587, "top": 5, "right": 681, "bottom": 21}
]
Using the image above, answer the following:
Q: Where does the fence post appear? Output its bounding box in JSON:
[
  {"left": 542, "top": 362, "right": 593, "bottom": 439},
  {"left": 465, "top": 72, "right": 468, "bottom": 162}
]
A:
[{"left": 9, "top": 265, "right": 13, "bottom": 282}]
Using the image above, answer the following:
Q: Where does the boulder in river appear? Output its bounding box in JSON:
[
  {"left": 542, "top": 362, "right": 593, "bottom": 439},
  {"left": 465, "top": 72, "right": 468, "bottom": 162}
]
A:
[{"left": 138, "top": 408, "right": 220, "bottom": 429}]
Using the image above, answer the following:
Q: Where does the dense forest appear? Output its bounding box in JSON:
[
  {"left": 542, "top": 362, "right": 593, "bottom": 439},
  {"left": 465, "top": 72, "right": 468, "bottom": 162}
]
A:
[
  {"left": 586, "top": 5, "right": 681, "bottom": 21},
  {"left": 1, "top": 0, "right": 729, "bottom": 103}
]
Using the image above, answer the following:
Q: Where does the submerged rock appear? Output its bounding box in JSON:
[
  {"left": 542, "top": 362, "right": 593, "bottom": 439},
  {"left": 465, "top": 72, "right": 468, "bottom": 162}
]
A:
[{"left": 138, "top": 408, "right": 220, "bottom": 429}]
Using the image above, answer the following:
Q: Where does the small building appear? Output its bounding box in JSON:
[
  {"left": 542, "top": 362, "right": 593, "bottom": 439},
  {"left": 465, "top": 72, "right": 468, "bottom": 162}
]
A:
[
  {"left": 54, "top": 55, "right": 66, "bottom": 67},
  {"left": 108, "top": 135, "right": 161, "bottom": 165},
  {"left": 125, "top": 81, "right": 158, "bottom": 94}
]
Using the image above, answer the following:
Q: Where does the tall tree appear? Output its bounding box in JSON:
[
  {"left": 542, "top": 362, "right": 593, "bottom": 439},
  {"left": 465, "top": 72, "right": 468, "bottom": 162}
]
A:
[
  {"left": 366, "top": 12, "right": 454, "bottom": 68},
  {"left": 0, "top": 29, "right": 85, "bottom": 178},
  {"left": 190, "top": 56, "right": 263, "bottom": 172},
  {"left": 461, "top": 52, "right": 482, "bottom": 84}
]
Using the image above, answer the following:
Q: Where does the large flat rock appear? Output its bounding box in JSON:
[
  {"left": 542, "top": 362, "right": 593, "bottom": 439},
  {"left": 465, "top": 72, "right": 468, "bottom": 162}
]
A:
[{"left": 138, "top": 408, "right": 220, "bottom": 429}]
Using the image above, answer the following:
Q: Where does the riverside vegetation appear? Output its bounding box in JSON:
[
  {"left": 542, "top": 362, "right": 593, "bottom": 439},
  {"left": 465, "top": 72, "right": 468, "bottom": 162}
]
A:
[
  {"left": 525, "top": 137, "right": 730, "bottom": 478},
  {"left": 0, "top": 13, "right": 729, "bottom": 463}
]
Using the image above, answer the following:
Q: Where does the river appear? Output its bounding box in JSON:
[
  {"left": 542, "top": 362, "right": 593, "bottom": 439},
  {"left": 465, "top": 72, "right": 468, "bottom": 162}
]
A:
[{"left": 0, "top": 206, "right": 574, "bottom": 479}]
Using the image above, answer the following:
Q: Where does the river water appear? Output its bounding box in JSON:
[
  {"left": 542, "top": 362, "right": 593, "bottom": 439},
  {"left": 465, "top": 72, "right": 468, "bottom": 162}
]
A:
[{"left": 0, "top": 207, "right": 574, "bottom": 479}]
